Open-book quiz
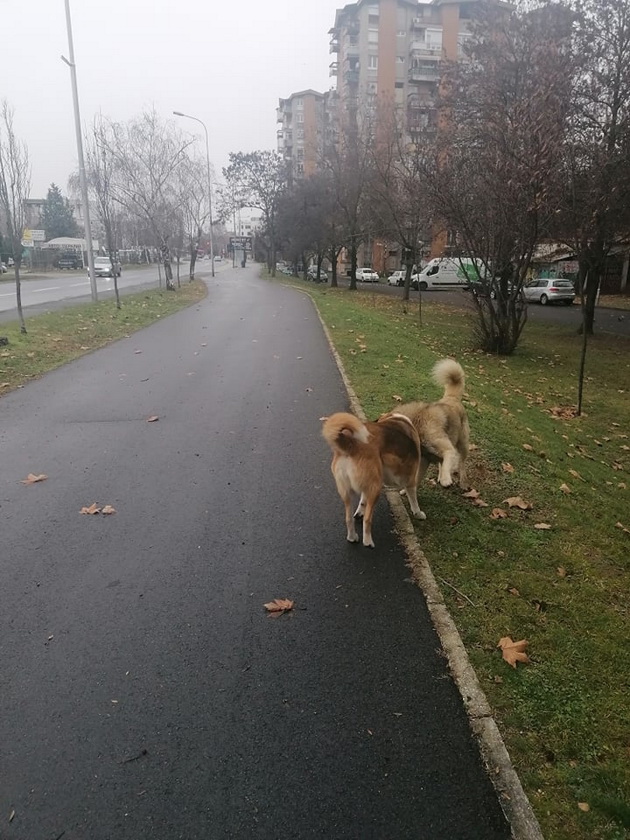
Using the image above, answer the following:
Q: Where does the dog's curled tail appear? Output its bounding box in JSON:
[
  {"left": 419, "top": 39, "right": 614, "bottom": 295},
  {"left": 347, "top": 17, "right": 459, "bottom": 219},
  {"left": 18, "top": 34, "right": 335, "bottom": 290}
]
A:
[
  {"left": 321, "top": 412, "right": 369, "bottom": 453},
  {"left": 432, "top": 358, "right": 465, "bottom": 400}
]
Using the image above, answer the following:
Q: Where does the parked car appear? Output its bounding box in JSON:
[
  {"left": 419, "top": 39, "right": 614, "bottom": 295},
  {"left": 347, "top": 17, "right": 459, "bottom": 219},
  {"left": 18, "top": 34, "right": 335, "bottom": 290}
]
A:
[
  {"left": 356, "top": 267, "right": 379, "bottom": 282},
  {"left": 214, "top": 255, "right": 223, "bottom": 262},
  {"left": 56, "top": 252, "right": 83, "bottom": 270},
  {"left": 307, "top": 266, "right": 328, "bottom": 282},
  {"left": 91, "top": 256, "right": 122, "bottom": 278},
  {"left": 522, "top": 277, "right": 575, "bottom": 306},
  {"left": 388, "top": 270, "right": 406, "bottom": 287},
  {"left": 1, "top": 262, "right": 7, "bottom": 273}
]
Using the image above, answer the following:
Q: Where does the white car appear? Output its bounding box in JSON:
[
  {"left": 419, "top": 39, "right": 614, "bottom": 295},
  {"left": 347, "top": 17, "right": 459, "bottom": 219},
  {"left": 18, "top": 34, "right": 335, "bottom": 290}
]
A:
[
  {"left": 356, "top": 267, "right": 379, "bottom": 282},
  {"left": 92, "top": 256, "right": 121, "bottom": 278},
  {"left": 388, "top": 270, "right": 406, "bottom": 287},
  {"left": 522, "top": 278, "right": 575, "bottom": 305}
]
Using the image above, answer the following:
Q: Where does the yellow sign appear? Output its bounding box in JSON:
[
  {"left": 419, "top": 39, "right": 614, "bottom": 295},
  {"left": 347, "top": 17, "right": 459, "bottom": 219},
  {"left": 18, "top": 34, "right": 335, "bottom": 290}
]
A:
[{"left": 22, "top": 228, "right": 33, "bottom": 242}]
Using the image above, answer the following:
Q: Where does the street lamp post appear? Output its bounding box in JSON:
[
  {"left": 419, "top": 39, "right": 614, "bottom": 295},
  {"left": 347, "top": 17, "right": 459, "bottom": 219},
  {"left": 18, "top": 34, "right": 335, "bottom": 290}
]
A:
[
  {"left": 62, "top": 0, "right": 97, "bottom": 301},
  {"left": 173, "top": 111, "right": 215, "bottom": 278}
]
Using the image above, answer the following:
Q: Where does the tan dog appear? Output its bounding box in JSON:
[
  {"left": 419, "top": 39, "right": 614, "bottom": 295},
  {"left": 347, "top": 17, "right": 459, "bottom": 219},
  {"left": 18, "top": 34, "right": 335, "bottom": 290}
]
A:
[
  {"left": 395, "top": 359, "right": 470, "bottom": 489},
  {"left": 321, "top": 412, "right": 425, "bottom": 548}
]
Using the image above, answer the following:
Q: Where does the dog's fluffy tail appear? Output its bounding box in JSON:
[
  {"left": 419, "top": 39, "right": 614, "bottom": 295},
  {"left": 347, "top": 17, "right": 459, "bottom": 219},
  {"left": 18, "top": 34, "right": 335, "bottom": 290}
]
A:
[
  {"left": 322, "top": 412, "right": 369, "bottom": 453},
  {"left": 432, "top": 358, "right": 465, "bottom": 401}
]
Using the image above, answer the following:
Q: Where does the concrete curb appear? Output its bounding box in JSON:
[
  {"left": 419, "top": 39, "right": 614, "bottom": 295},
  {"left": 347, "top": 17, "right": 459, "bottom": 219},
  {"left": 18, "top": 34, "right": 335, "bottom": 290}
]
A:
[{"left": 307, "top": 290, "right": 544, "bottom": 840}]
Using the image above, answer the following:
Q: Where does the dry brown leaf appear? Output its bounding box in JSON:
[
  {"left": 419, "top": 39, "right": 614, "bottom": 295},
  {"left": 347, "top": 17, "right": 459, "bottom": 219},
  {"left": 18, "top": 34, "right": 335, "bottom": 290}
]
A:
[
  {"left": 557, "top": 567, "right": 567, "bottom": 577},
  {"left": 472, "top": 497, "right": 489, "bottom": 507},
  {"left": 146, "top": 415, "right": 159, "bottom": 423},
  {"left": 463, "top": 488, "right": 481, "bottom": 499},
  {"left": 508, "top": 587, "right": 520, "bottom": 597},
  {"left": 497, "top": 636, "right": 530, "bottom": 668},
  {"left": 502, "top": 463, "right": 515, "bottom": 474},
  {"left": 568, "top": 469, "right": 584, "bottom": 481},
  {"left": 577, "top": 802, "right": 590, "bottom": 812},
  {"left": 490, "top": 508, "right": 508, "bottom": 519},
  {"left": 21, "top": 473, "right": 48, "bottom": 485},
  {"left": 392, "top": 394, "right": 403, "bottom": 402},
  {"left": 559, "top": 483, "right": 572, "bottom": 494},
  {"left": 101, "top": 505, "right": 117, "bottom": 515},
  {"left": 615, "top": 521, "right": 630, "bottom": 535},
  {"left": 504, "top": 496, "right": 533, "bottom": 510},
  {"left": 80, "top": 503, "right": 101, "bottom": 515},
  {"left": 264, "top": 598, "right": 294, "bottom": 617},
  {"left": 534, "top": 523, "right": 552, "bottom": 530},
  {"left": 522, "top": 443, "right": 535, "bottom": 452}
]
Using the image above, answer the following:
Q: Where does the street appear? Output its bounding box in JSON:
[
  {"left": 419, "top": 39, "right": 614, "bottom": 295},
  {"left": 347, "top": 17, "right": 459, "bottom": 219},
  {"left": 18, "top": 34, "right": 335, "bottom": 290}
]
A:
[{"left": 0, "top": 266, "right": 510, "bottom": 839}]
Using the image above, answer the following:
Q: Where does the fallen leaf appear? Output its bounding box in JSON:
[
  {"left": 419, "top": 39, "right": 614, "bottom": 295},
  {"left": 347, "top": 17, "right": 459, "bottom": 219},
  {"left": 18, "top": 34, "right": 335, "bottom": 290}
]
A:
[
  {"left": 463, "top": 488, "right": 481, "bottom": 499},
  {"left": 522, "top": 443, "right": 535, "bottom": 452},
  {"left": 9, "top": 809, "right": 15, "bottom": 822},
  {"left": 577, "top": 802, "right": 590, "bottom": 812},
  {"left": 497, "top": 636, "right": 530, "bottom": 668},
  {"left": 134, "top": 350, "right": 142, "bottom": 354},
  {"left": 80, "top": 503, "right": 101, "bottom": 515},
  {"left": 557, "top": 567, "right": 567, "bottom": 577},
  {"left": 534, "top": 523, "right": 552, "bottom": 530},
  {"left": 504, "top": 496, "right": 533, "bottom": 510},
  {"left": 559, "top": 483, "right": 572, "bottom": 494},
  {"left": 21, "top": 473, "right": 48, "bottom": 485},
  {"left": 472, "top": 497, "right": 489, "bottom": 507},
  {"left": 101, "top": 505, "right": 117, "bottom": 515},
  {"left": 392, "top": 394, "right": 403, "bottom": 402},
  {"left": 615, "top": 521, "right": 630, "bottom": 535},
  {"left": 502, "top": 463, "right": 515, "bottom": 473},
  {"left": 490, "top": 508, "right": 508, "bottom": 519},
  {"left": 264, "top": 598, "right": 294, "bottom": 617},
  {"left": 568, "top": 469, "right": 584, "bottom": 481},
  {"left": 508, "top": 587, "right": 520, "bottom": 597},
  {"left": 146, "top": 415, "right": 159, "bottom": 423}
]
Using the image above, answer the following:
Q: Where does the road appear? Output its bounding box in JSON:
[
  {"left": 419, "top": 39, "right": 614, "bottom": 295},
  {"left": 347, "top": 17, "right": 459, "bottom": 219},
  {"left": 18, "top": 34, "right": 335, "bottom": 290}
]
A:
[
  {"left": 0, "top": 265, "right": 511, "bottom": 839},
  {"left": 0, "top": 262, "right": 216, "bottom": 320}
]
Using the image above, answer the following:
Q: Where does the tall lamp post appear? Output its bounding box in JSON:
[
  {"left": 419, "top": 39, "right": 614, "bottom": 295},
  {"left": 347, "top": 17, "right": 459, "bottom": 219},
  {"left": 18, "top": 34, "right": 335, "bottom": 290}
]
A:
[
  {"left": 61, "top": 0, "right": 97, "bottom": 301},
  {"left": 173, "top": 111, "right": 215, "bottom": 278}
]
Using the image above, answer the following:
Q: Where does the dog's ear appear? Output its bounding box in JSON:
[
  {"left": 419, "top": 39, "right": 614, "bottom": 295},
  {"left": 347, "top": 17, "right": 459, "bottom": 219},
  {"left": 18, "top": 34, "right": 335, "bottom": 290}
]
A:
[{"left": 319, "top": 415, "right": 329, "bottom": 422}]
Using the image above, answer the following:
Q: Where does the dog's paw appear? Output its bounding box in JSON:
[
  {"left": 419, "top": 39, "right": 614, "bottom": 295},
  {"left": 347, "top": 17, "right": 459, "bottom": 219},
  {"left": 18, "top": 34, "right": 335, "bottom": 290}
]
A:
[
  {"left": 347, "top": 533, "right": 360, "bottom": 543},
  {"left": 439, "top": 476, "right": 453, "bottom": 488},
  {"left": 363, "top": 538, "right": 375, "bottom": 548}
]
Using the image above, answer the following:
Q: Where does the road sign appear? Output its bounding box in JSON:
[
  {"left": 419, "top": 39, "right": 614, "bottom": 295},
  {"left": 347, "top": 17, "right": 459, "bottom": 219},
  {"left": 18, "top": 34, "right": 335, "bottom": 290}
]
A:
[
  {"left": 229, "top": 236, "right": 252, "bottom": 251},
  {"left": 22, "top": 228, "right": 33, "bottom": 242},
  {"left": 31, "top": 229, "right": 46, "bottom": 241}
]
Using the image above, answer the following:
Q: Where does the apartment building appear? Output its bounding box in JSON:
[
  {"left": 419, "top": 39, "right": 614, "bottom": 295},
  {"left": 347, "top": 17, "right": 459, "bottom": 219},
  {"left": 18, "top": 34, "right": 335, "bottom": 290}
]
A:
[
  {"left": 277, "top": 89, "right": 332, "bottom": 184},
  {"left": 329, "top": 0, "right": 476, "bottom": 140}
]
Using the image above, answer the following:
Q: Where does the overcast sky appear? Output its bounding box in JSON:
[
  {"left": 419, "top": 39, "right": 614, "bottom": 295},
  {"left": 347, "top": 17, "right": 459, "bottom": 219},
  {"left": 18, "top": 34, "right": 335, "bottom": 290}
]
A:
[{"left": 1, "top": 0, "right": 342, "bottom": 198}]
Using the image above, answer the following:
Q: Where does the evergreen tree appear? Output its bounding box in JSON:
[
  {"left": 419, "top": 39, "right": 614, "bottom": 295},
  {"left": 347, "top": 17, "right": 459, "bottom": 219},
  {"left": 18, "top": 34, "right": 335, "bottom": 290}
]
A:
[{"left": 40, "top": 183, "right": 80, "bottom": 239}]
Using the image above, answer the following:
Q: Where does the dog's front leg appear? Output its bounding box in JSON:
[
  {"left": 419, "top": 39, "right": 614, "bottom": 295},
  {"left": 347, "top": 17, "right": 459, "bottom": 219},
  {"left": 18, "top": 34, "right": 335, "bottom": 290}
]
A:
[{"left": 404, "top": 485, "right": 427, "bottom": 520}]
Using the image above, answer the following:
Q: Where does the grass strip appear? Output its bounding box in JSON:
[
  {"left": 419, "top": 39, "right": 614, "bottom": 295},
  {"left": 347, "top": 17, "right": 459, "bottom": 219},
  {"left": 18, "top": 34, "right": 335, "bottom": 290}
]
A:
[
  {"left": 0, "top": 281, "right": 206, "bottom": 394},
  {"left": 276, "top": 275, "right": 630, "bottom": 840}
]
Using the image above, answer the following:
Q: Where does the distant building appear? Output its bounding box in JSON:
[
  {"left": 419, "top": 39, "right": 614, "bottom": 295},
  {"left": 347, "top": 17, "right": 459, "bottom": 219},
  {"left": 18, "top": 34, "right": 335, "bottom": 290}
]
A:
[{"left": 277, "top": 89, "right": 335, "bottom": 184}]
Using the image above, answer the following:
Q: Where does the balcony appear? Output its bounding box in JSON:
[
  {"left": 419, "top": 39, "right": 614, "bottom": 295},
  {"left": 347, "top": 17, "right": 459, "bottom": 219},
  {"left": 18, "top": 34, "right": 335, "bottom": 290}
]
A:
[
  {"left": 412, "top": 14, "right": 441, "bottom": 28},
  {"left": 330, "top": 39, "right": 339, "bottom": 53},
  {"left": 329, "top": 61, "right": 338, "bottom": 77},
  {"left": 345, "top": 41, "right": 360, "bottom": 57},
  {"left": 344, "top": 68, "right": 360, "bottom": 84},
  {"left": 408, "top": 64, "right": 441, "bottom": 82},
  {"left": 409, "top": 40, "right": 442, "bottom": 59}
]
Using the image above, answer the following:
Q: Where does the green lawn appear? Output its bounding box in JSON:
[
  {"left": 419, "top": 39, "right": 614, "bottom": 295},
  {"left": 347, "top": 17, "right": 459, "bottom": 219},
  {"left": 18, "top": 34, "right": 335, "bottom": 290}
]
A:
[{"left": 276, "top": 275, "right": 630, "bottom": 840}]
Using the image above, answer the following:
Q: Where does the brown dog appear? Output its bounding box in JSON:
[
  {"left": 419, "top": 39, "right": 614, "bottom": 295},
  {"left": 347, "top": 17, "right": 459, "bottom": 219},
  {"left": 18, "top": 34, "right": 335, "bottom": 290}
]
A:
[
  {"left": 321, "top": 411, "right": 425, "bottom": 548},
  {"left": 395, "top": 358, "right": 470, "bottom": 489}
]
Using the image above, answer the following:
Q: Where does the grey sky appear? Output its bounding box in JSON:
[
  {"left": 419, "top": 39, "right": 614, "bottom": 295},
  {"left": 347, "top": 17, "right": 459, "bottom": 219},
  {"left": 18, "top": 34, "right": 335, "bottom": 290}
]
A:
[{"left": 2, "top": 0, "right": 342, "bottom": 198}]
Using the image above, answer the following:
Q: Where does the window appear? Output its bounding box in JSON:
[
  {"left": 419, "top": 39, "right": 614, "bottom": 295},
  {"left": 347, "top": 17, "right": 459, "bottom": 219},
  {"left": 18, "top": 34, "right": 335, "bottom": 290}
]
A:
[
  {"left": 297, "top": 128, "right": 304, "bottom": 139},
  {"left": 368, "top": 28, "right": 379, "bottom": 43},
  {"left": 297, "top": 113, "right": 304, "bottom": 123},
  {"left": 395, "top": 81, "right": 404, "bottom": 88},
  {"left": 368, "top": 54, "right": 378, "bottom": 69},
  {"left": 295, "top": 98, "right": 303, "bottom": 109},
  {"left": 368, "top": 14, "right": 379, "bottom": 24},
  {"left": 397, "top": 30, "right": 406, "bottom": 37}
]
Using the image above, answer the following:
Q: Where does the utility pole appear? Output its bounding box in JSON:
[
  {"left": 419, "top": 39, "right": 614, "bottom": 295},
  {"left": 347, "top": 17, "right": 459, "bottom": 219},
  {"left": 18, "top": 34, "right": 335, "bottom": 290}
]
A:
[
  {"left": 62, "top": 0, "right": 97, "bottom": 301},
  {"left": 173, "top": 112, "right": 215, "bottom": 278}
]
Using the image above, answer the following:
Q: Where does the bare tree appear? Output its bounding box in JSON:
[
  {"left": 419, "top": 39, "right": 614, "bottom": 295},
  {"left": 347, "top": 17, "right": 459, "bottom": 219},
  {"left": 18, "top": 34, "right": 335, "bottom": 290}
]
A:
[
  {"left": 557, "top": 0, "right": 630, "bottom": 338},
  {"left": 84, "top": 119, "right": 122, "bottom": 307},
  {"left": 223, "top": 151, "right": 287, "bottom": 276},
  {"left": 424, "top": 2, "right": 574, "bottom": 354},
  {"left": 101, "top": 110, "right": 193, "bottom": 290},
  {"left": 368, "top": 110, "right": 433, "bottom": 301},
  {"left": 177, "top": 156, "right": 210, "bottom": 280},
  {"left": 0, "top": 101, "right": 31, "bottom": 334}
]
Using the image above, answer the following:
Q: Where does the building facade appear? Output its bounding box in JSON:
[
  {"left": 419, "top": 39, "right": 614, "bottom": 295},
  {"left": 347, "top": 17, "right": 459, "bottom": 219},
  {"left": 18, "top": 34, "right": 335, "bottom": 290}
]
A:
[{"left": 277, "top": 89, "right": 333, "bottom": 184}]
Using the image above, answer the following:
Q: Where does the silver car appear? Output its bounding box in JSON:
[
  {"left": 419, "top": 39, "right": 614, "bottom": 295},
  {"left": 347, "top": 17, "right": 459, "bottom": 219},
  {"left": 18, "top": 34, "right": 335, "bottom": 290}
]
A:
[{"left": 523, "top": 278, "right": 575, "bottom": 305}]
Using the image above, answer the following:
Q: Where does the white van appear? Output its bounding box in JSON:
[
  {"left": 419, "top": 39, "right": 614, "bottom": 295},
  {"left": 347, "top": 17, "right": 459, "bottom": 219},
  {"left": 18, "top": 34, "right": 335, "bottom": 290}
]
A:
[{"left": 411, "top": 258, "right": 481, "bottom": 291}]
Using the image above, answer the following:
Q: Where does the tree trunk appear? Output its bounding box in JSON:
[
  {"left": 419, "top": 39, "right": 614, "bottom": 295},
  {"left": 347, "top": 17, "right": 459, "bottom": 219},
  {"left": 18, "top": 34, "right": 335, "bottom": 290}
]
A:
[
  {"left": 329, "top": 245, "right": 338, "bottom": 288},
  {"left": 14, "top": 261, "right": 26, "bottom": 334},
  {"left": 160, "top": 241, "right": 175, "bottom": 291},
  {"left": 349, "top": 243, "right": 358, "bottom": 291},
  {"left": 189, "top": 240, "right": 197, "bottom": 280}
]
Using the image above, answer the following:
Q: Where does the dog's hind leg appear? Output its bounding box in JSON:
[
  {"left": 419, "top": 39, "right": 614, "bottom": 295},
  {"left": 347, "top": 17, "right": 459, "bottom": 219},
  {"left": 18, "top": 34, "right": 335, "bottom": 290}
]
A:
[
  {"left": 341, "top": 491, "right": 359, "bottom": 543},
  {"left": 436, "top": 442, "right": 459, "bottom": 487},
  {"left": 361, "top": 494, "right": 378, "bottom": 548},
  {"left": 354, "top": 493, "right": 366, "bottom": 519}
]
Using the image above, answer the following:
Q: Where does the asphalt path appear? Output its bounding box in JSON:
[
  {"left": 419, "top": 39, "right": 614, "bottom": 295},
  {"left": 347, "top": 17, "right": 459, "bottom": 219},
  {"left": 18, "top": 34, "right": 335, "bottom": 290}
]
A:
[{"left": 0, "top": 264, "right": 510, "bottom": 839}]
